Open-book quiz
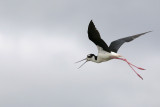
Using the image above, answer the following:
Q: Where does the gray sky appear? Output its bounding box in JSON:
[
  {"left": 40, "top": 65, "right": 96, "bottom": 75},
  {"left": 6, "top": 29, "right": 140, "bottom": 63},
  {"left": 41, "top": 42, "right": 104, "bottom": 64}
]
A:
[{"left": 0, "top": 0, "right": 160, "bottom": 107}]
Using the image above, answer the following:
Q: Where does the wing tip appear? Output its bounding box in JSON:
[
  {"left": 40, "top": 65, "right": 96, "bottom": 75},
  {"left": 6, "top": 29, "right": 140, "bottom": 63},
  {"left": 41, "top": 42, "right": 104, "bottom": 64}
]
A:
[
  {"left": 88, "top": 20, "right": 95, "bottom": 30},
  {"left": 145, "top": 31, "right": 152, "bottom": 34},
  {"left": 89, "top": 20, "right": 94, "bottom": 24},
  {"left": 140, "top": 31, "right": 152, "bottom": 36},
  {"left": 135, "top": 31, "right": 152, "bottom": 37}
]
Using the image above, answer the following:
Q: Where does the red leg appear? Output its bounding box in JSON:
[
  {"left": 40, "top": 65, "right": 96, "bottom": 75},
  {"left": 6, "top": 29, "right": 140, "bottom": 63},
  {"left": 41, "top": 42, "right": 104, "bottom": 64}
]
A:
[
  {"left": 114, "top": 57, "right": 143, "bottom": 80},
  {"left": 126, "top": 60, "right": 143, "bottom": 80},
  {"left": 115, "top": 58, "right": 145, "bottom": 70}
]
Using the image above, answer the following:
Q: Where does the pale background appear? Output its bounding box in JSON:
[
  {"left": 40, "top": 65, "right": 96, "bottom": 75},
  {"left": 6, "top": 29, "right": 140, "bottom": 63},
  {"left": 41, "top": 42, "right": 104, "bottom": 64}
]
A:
[{"left": 0, "top": 0, "right": 160, "bottom": 107}]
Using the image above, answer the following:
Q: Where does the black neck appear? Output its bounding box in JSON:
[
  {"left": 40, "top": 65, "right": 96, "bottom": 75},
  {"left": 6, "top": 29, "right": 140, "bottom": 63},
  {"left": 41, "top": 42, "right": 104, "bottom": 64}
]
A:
[{"left": 94, "top": 55, "right": 97, "bottom": 60}]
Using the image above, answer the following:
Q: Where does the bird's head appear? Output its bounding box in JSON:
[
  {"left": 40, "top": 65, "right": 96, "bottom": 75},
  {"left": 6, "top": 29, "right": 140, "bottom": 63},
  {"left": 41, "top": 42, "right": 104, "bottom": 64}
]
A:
[
  {"left": 75, "top": 54, "right": 97, "bottom": 69},
  {"left": 87, "top": 54, "right": 97, "bottom": 61}
]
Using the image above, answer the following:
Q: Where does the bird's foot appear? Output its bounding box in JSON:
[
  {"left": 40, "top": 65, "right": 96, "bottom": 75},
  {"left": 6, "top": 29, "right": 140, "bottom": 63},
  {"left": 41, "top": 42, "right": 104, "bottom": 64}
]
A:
[
  {"left": 115, "top": 57, "right": 145, "bottom": 70},
  {"left": 114, "top": 57, "right": 144, "bottom": 80}
]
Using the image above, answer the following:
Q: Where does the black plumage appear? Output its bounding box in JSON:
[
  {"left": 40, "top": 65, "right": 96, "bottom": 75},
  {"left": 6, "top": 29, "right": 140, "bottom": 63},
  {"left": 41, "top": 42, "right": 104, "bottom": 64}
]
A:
[
  {"left": 88, "top": 20, "right": 151, "bottom": 53},
  {"left": 88, "top": 20, "right": 111, "bottom": 52},
  {"left": 109, "top": 31, "right": 151, "bottom": 53}
]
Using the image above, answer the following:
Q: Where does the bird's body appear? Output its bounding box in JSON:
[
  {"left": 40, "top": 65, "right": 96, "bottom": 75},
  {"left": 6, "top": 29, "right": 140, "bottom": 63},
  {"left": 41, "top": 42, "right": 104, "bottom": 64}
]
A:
[
  {"left": 91, "top": 49, "right": 121, "bottom": 63},
  {"left": 98, "top": 52, "right": 121, "bottom": 62},
  {"left": 76, "top": 20, "right": 151, "bottom": 80},
  {"left": 96, "top": 52, "right": 113, "bottom": 63}
]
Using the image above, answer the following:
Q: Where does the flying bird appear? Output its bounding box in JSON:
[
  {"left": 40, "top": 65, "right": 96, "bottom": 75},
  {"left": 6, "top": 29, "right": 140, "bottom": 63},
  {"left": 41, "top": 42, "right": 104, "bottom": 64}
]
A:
[{"left": 76, "top": 20, "right": 151, "bottom": 80}]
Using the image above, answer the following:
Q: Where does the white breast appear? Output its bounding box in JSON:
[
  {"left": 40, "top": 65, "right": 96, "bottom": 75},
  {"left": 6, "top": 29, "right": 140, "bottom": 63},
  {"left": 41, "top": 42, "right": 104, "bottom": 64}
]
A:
[
  {"left": 96, "top": 45, "right": 121, "bottom": 63},
  {"left": 97, "top": 51, "right": 121, "bottom": 63}
]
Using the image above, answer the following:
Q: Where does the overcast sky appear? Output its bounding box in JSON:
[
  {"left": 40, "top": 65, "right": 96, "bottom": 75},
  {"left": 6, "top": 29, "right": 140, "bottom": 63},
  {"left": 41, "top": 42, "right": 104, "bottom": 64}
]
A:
[{"left": 0, "top": 0, "right": 160, "bottom": 107}]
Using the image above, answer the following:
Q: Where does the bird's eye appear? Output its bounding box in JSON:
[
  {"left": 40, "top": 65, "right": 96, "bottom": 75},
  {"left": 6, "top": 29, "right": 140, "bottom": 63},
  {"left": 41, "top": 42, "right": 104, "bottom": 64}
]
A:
[{"left": 87, "top": 55, "right": 92, "bottom": 58}]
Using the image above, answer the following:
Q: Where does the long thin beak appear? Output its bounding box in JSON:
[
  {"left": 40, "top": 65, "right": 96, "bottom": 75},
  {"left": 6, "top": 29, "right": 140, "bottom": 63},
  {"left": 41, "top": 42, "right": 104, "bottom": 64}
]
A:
[
  {"left": 78, "top": 60, "right": 88, "bottom": 69},
  {"left": 75, "top": 58, "right": 87, "bottom": 63},
  {"left": 75, "top": 58, "right": 88, "bottom": 69}
]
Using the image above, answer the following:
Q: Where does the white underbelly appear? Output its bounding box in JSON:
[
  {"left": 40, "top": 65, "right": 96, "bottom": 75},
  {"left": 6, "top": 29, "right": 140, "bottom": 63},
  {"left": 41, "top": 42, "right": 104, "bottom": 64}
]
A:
[
  {"left": 97, "top": 53, "right": 112, "bottom": 63},
  {"left": 97, "top": 52, "right": 120, "bottom": 63}
]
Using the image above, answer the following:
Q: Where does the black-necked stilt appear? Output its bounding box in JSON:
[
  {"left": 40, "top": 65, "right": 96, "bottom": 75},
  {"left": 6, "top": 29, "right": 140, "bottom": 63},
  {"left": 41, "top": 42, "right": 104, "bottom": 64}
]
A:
[{"left": 76, "top": 20, "right": 151, "bottom": 80}]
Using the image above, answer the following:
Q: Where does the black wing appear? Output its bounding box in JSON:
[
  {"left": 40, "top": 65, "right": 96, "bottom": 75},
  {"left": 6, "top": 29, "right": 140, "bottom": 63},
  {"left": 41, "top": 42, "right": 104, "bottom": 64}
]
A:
[
  {"left": 88, "top": 20, "right": 110, "bottom": 52},
  {"left": 109, "top": 31, "right": 152, "bottom": 53}
]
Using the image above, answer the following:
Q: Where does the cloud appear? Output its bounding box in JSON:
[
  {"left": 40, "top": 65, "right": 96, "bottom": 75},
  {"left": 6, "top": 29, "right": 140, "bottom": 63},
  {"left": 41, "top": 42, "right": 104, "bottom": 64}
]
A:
[{"left": 0, "top": 0, "right": 160, "bottom": 107}]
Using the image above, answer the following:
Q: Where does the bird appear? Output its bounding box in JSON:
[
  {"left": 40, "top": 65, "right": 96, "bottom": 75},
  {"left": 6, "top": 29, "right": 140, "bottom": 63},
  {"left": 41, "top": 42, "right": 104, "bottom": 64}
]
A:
[{"left": 76, "top": 20, "right": 151, "bottom": 80}]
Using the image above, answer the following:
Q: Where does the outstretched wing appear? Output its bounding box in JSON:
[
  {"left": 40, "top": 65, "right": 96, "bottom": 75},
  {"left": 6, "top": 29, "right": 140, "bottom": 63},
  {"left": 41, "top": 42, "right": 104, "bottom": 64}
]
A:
[
  {"left": 109, "top": 31, "right": 151, "bottom": 53},
  {"left": 88, "top": 20, "right": 110, "bottom": 52}
]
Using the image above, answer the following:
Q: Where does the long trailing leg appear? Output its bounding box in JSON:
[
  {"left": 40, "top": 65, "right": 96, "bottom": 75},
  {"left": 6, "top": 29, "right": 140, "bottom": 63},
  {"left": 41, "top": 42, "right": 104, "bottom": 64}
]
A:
[
  {"left": 114, "top": 57, "right": 144, "bottom": 80},
  {"left": 115, "top": 57, "right": 145, "bottom": 70},
  {"left": 127, "top": 61, "right": 143, "bottom": 80}
]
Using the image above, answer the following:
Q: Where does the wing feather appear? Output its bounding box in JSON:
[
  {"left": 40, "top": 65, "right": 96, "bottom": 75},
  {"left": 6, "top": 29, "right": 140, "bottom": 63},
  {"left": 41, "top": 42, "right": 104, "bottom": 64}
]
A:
[
  {"left": 88, "top": 20, "right": 110, "bottom": 52},
  {"left": 109, "top": 31, "right": 151, "bottom": 53}
]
